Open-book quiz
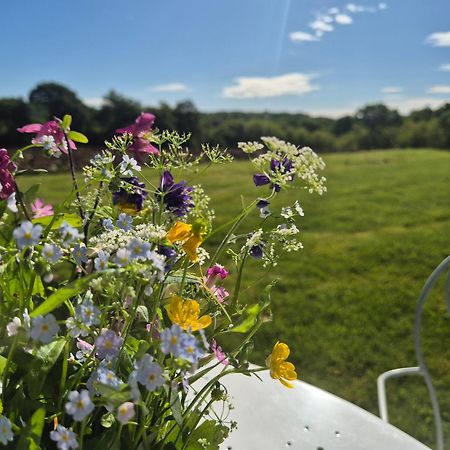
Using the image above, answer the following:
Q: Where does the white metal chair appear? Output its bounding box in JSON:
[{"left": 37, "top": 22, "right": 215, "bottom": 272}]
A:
[{"left": 377, "top": 255, "right": 450, "bottom": 450}]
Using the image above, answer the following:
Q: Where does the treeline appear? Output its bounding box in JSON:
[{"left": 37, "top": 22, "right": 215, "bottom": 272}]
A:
[{"left": 2, "top": 82, "right": 450, "bottom": 153}]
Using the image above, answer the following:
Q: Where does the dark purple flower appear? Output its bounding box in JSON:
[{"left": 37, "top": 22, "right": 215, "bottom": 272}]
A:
[
  {"left": 0, "top": 149, "right": 16, "bottom": 200},
  {"left": 116, "top": 113, "right": 159, "bottom": 162},
  {"left": 112, "top": 177, "right": 147, "bottom": 214},
  {"left": 157, "top": 244, "right": 178, "bottom": 272},
  {"left": 253, "top": 174, "right": 270, "bottom": 187},
  {"left": 253, "top": 157, "right": 294, "bottom": 192},
  {"left": 249, "top": 243, "right": 265, "bottom": 260},
  {"left": 256, "top": 199, "right": 270, "bottom": 209},
  {"left": 156, "top": 171, "right": 194, "bottom": 217}
]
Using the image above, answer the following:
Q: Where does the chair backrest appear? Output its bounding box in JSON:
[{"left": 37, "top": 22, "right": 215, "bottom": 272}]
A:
[{"left": 413, "top": 255, "right": 450, "bottom": 450}]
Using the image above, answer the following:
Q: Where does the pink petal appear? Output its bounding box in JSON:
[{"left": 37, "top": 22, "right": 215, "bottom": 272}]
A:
[
  {"left": 17, "top": 123, "right": 42, "bottom": 133},
  {"left": 68, "top": 139, "right": 77, "bottom": 150},
  {"left": 31, "top": 198, "right": 44, "bottom": 211}
]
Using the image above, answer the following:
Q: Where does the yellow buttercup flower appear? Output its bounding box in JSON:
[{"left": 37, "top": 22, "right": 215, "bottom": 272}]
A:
[
  {"left": 166, "top": 221, "right": 204, "bottom": 262},
  {"left": 266, "top": 341, "right": 297, "bottom": 388},
  {"left": 167, "top": 295, "right": 212, "bottom": 331}
]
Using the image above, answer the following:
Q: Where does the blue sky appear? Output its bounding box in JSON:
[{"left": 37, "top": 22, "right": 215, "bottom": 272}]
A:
[{"left": 1, "top": 0, "right": 450, "bottom": 117}]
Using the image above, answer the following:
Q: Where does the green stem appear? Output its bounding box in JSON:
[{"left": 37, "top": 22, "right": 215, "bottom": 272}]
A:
[
  {"left": 57, "top": 339, "right": 70, "bottom": 411},
  {"left": 178, "top": 258, "right": 189, "bottom": 295},
  {"left": 229, "top": 252, "right": 248, "bottom": 311},
  {"left": 65, "top": 136, "right": 85, "bottom": 222},
  {"left": 2, "top": 334, "right": 19, "bottom": 400}
]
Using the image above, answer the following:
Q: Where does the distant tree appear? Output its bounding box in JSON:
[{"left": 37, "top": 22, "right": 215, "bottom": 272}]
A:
[
  {"left": 333, "top": 116, "right": 354, "bottom": 136},
  {"left": 0, "top": 98, "right": 31, "bottom": 146},
  {"left": 173, "top": 100, "right": 199, "bottom": 144},
  {"left": 154, "top": 102, "right": 176, "bottom": 131},
  {"left": 29, "top": 82, "right": 92, "bottom": 132},
  {"left": 93, "top": 91, "right": 142, "bottom": 141},
  {"left": 356, "top": 104, "right": 402, "bottom": 129}
]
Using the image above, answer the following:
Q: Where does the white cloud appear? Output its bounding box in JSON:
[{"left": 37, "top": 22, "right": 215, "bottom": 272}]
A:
[
  {"left": 322, "top": 15, "right": 334, "bottom": 23},
  {"left": 346, "top": 3, "right": 375, "bottom": 13},
  {"left": 310, "top": 19, "right": 334, "bottom": 33},
  {"left": 328, "top": 7, "right": 340, "bottom": 15},
  {"left": 378, "top": 2, "right": 387, "bottom": 10},
  {"left": 289, "top": 31, "right": 319, "bottom": 42},
  {"left": 223, "top": 73, "right": 318, "bottom": 99},
  {"left": 346, "top": 3, "right": 365, "bottom": 12},
  {"left": 335, "top": 14, "right": 353, "bottom": 25},
  {"left": 426, "top": 85, "right": 450, "bottom": 94},
  {"left": 381, "top": 86, "right": 403, "bottom": 94},
  {"left": 83, "top": 97, "right": 105, "bottom": 108},
  {"left": 438, "top": 63, "right": 450, "bottom": 71},
  {"left": 426, "top": 32, "right": 450, "bottom": 47},
  {"left": 385, "top": 96, "right": 448, "bottom": 114},
  {"left": 151, "top": 83, "right": 188, "bottom": 93}
]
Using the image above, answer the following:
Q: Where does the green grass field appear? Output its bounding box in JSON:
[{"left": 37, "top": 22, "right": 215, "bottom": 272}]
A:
[{"left": 18, "top": 149, "right": 450, "bottom": 447}]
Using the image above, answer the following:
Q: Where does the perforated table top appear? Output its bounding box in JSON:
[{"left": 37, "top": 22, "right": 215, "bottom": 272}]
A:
[{"left": 201, "top": 366, "right": 430, "bottom": 450}]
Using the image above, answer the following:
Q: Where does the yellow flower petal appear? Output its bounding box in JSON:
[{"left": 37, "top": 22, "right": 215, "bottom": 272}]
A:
[
  {"left": 167, "top": 222, "right": 192, "bottom": 243},
  {"left": 267, "top": 341, "right": 297, "bottom": 388},
  {"left": 166, "top": 296, "right": 211, "bottom": 331},
  {"left": 272, "top": 342, "right": 290, "bottom": 360},
  {"left": 182, "top": 235, "right": 203, "bottom": 262}
]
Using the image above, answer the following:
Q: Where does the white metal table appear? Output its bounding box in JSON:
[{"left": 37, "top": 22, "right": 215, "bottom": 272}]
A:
[{"left": 203, "top": 367, "right": 430, "bottom": 450}]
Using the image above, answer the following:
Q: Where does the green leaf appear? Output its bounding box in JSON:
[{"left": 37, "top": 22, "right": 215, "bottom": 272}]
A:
[
  {"left": 22, "top": 184, "right": 40, "bottom": 203},
  {"left": 230, "top": 304, "right": 261, "bottom": 333},
  {"left": 67, "top": 130, "right": 88, "bottom": 143},
  {"left": 230, "top": 281, "right": 275, "bottom": 333},
  {"left": 30, "top": 274, "right": 98, "bottom": 317},
  {"left": 17, "top": 407, "right": 45, "bottom": 450},
  {"left": 32, "top": 212, "right": 82, "bottom": 229},
  {"left": 62, "top": 114, "right": 72, "bottom": 130},
  {"left": 93, "top": 383, "right": 131, "bottom": 405},
  {"left": 186, "top": 420, "right": 229, "bottom": 450},
  {"left": 101, "top": 412, "right": 115, "bottom": 428},
  {"left": 35, "top": 337, "right": 66, "bottom": 372}
]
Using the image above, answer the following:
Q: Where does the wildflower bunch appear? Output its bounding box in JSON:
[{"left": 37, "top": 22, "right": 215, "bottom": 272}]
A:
[{"left": 0, "top": 112, "right": 325, "bottom": 449}]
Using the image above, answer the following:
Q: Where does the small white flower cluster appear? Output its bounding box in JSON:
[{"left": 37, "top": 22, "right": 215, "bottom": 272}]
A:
[
  {"left": 91, "top": 222, "right": 166, "bottom": 255},
  {"left": 281, "top": 200, "right": 304, "bottom": 219},
  {"left": 292, "top": 147, "right": 327, "bottom": 195},
  {"left": 196, "top": 247, "right": 210, "bottom": 266},
  {"left": 244, "top": 228, "right": 264, "bottom": 250},
  {"left": 189, "top": 185, "right": 215, "bottom": 224},
  {"left": 250, "top": 136, "right": 326, "bottom": 194},
  {"left": 238, "top": 141, "right": 264, "bottom": 154},
  {"left": 83, "top": 150, "right": 116, "bottom": 181}
]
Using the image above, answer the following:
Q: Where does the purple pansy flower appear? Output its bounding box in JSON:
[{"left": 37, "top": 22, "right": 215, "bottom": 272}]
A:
[
  {"left": 112, "top": 177, "right": 147, "bottom": 213},
  {"left": 116, "top": 113, "right": 159, "bottom": 162},
  {"left": 156, "top": 171, "right": 194, "bottom": 217}
]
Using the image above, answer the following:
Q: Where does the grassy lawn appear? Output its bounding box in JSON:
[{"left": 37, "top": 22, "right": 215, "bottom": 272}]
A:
[{"left": 18, "top": 148, "right": 450, "bottom": 447}]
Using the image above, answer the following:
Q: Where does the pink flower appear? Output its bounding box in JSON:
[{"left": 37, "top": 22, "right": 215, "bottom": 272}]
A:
[
  {"left": 31, "top": 198, "right": 54, "bottom": 218},
  {"left": 116, "top": 113, "right": 159, "bottom": 161},
  {"left": 0, "top": 149, "right": 16, "bottom": 200},
  {"left": 211, "top": 285, "right": 229, "bottom": 304},
  {"left": 116, "top": 112, "right": 155, "bottom": 135},
  {"left": 211, "top": 339, "right": 229, "bottom": 366},
  {"left": 205, "top": 264, "right": 228, "bottom": 288},
  {"left": 18, "top": 120, "right": 76, "bottom": 155}
]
